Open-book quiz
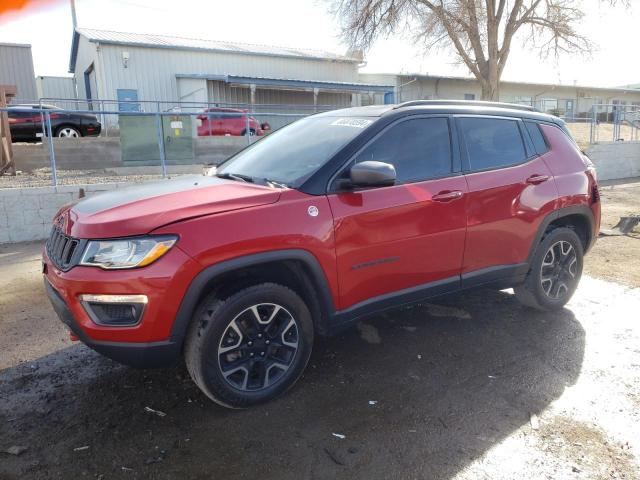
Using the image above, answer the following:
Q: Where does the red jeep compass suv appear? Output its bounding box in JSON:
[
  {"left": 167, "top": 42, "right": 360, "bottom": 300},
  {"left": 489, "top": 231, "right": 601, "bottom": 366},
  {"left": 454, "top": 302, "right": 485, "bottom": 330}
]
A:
[{"left": 44, "top": 100, "right": 600, "bottom": 408}]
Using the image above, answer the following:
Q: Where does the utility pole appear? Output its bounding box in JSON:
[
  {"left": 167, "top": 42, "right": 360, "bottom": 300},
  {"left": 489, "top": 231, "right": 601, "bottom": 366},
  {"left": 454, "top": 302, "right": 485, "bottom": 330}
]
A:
[{"left": 70, "top": 0, "right": 77, "bottom": 29}]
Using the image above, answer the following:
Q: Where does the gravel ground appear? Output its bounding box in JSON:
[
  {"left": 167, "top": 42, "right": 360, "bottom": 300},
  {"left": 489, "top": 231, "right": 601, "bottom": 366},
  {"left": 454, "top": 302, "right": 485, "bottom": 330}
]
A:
[
  {"left": 0, "top": 182, "right": 639, "bottom": 479},
  {"left": 0, "top": 168, "right": 171, "bottom": 189}
]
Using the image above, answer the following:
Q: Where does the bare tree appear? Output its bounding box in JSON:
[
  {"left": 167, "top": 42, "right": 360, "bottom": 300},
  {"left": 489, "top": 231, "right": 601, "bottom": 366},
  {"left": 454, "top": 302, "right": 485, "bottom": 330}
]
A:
[{"left": 330, "top": 0, "right": 627, "bottom": 100}]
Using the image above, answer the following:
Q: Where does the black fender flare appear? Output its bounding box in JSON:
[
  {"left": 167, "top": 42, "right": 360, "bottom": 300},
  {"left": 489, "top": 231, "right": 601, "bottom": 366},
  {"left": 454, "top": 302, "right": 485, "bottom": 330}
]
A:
[
  {"left": 169, "top": 249, "right": 336, "bottom": 344},
  {"left": 526, "top": 205, "right": 596, "bottom": 265}
]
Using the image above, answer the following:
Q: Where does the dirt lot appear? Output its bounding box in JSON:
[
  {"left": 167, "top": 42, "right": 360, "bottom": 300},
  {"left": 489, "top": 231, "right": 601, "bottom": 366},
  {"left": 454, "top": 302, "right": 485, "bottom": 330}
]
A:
[
  {"left": 584, "top": 180, "right": 640, "bottom": 286},
  {"left": 565, "top": 122, "right": 637, "bottom": 149},
  {"left": 1, "top": 183, "right": 639, "bottom": 479}
]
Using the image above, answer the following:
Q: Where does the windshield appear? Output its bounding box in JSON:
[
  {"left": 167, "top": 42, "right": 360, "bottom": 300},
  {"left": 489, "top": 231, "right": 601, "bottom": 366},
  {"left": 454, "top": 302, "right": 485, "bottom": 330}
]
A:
[{"left": 215, "top": 115, "right": 374, "bottom": 187}]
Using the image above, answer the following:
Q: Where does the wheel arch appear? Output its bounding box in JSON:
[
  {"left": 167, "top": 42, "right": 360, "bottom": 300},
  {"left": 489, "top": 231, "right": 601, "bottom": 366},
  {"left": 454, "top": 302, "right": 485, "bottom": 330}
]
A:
[
  {"left": 55, "top": 123, "right": 82, "bottom": 137},
  {"left": 170, "top": 250, "right": 336, "bottom": 346},
  {"left": 527, "top": 205, "right": 595, "bottom": 264}
]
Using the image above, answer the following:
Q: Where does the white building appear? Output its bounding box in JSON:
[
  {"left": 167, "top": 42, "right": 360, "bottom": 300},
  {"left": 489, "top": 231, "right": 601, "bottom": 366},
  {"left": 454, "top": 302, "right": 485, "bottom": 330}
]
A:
[
  {"left": 360, "top": 73, "right": 640, "bottom": 119},
  {"left": 68, "top": 28, "right": 393, "bottom": 112}
]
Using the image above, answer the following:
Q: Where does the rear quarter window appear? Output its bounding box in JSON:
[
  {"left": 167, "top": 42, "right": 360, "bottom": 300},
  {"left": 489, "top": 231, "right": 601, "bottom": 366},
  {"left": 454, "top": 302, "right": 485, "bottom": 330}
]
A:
[
  {"left": 525, "top": 121, "right": 549, "bottom": 154},
  {"left": 459, "top": 117, "right": 527, "bottom": 171}
]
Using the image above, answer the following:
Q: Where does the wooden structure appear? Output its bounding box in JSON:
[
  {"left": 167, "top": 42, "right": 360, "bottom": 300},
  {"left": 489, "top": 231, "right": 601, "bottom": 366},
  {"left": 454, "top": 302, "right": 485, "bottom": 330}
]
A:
[{"left": 0, "top": 84, "right": 17, "bottom": 176}]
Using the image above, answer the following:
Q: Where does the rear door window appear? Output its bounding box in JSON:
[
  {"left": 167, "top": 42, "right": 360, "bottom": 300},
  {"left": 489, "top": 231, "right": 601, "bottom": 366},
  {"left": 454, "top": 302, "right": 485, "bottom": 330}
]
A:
[
  {"left": 459, "top": 117, "right": 527, "bottom": 171},
  {"left": 353, "top": 117, "right": 452, "bottom": 183}
]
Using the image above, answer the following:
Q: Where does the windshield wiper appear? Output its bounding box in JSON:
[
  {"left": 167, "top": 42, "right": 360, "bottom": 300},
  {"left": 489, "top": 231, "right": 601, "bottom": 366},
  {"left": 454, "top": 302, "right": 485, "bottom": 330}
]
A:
[
  {"left": 262, "top": 178, "right": 288, "bottom": 189},
  {"left": 216, "top": 172, "right": 254, "bottom": 183}
]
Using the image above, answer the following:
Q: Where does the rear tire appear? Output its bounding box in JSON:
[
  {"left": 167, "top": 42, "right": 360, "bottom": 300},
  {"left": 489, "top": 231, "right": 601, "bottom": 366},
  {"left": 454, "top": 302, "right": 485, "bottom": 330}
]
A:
[
  {"left": 184, "top": 283, "right": 314, "bottom": 408},
  {"left": 515, "top": 227, "right": 583, "bottom": 311}
]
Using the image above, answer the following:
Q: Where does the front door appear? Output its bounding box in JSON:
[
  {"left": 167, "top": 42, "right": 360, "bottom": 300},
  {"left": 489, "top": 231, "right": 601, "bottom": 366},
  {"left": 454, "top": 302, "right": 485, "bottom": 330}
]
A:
[{"left": 328, "top": 116, "right": 468, "bottom": 310}]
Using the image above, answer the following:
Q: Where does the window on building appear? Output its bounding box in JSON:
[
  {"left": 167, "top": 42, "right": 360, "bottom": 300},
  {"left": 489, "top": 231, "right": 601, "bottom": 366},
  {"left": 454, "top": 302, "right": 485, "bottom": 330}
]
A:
[
  {"left": 514, "top": 96, "right": 533, "bottom": 106},
  {"left": 524, "top": 121, "right": 549, "bottom": 155},
  {"left": 354, "top": 118, "right": 452, "bottom": 183},
  {"left": 541, "top": 98, "right": 558, "bottom": 113},
  {"left": 459, "top": 117, "right": 527, "bottom": 171},
  {"left": 464, "top": 93, "right": 476, "bottom": 100}
]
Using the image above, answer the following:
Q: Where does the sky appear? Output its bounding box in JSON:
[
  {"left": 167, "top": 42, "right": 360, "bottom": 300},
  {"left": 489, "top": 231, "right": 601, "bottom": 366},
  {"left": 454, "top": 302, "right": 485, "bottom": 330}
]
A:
[{"left": 0, "top": 0, "right": 638, "bottom": 88}]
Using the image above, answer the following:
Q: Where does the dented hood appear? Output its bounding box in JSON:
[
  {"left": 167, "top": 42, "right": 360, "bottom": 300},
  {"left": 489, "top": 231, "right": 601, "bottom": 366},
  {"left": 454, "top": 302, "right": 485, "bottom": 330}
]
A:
[{"left": 62, "top": 176, "right": 281, "bottom": 238}]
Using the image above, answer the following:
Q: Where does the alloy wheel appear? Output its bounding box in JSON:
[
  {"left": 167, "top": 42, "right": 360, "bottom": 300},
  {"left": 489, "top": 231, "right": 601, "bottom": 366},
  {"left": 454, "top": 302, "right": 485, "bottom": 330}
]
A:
[
  {"left": 540, "top": 240, "right": 578, "bottom": 299},
  {"left": 58, "top": 127, "right": 79, "bottom": 138},
  {"left": 217, "top": 303, "right": 299, "bottom": 392}
]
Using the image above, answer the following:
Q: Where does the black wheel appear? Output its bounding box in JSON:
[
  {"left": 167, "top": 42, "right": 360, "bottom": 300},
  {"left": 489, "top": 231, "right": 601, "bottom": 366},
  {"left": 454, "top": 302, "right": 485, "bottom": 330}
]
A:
[
  {"left": 515, "top": 227, "right": 583, "bottom": 310},
  {"left": 241, "top": 129, "right": 256, "bottom": 137},
  {"left": 56, "top": 125, "right": 81, "bottom": 138},
  {"left": 185, "top": 283, "right": 314, "bottom": 408}
]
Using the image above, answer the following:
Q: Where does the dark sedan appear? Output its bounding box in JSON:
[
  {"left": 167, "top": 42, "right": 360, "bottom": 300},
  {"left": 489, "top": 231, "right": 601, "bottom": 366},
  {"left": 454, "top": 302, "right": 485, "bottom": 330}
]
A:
[{"left": 7, "top": 104, "right": 101, "bottom": 142}]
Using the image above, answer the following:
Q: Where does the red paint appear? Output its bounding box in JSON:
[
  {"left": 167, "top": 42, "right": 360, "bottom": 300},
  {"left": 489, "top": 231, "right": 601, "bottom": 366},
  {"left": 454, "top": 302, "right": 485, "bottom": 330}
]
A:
[
  {"left": 196, "top": 107, "right": 265, "bottom": 137},
  {"left": 462, "top": 155, "right": 557, "bottom": 273},
  {"left": 67, "top": 181, "right": 281, "bottom": 238},
  {"left": 328, "top": 177, "right": 467, "bottom": 308}
]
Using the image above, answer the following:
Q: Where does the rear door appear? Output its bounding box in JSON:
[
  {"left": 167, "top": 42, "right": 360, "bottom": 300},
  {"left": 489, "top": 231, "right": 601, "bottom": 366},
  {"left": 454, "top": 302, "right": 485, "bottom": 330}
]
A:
[
  {"left": 328, "top": 116, "right": 468, "bottom": 310},
  {"left": 456, "top": 116, "right": 557, "bottom": 283}
]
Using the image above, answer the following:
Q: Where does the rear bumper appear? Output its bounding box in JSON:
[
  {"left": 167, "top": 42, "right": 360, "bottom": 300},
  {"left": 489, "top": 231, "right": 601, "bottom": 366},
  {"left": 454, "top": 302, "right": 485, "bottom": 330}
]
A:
[
  {"left": 44, "top": 278, "right": 180, "bottom": 368},
  {"left": 82, "top": 123, "right": 102, "bottom": 137}
]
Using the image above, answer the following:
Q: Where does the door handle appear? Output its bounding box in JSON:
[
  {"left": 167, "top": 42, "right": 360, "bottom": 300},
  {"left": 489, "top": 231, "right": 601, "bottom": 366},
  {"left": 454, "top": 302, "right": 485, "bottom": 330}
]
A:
[
  {"left": 432, "top": 190, "right": 464, "bottom": 202},
  {"left": 526, "top": 174, "right": 550, "bottom": 185}
]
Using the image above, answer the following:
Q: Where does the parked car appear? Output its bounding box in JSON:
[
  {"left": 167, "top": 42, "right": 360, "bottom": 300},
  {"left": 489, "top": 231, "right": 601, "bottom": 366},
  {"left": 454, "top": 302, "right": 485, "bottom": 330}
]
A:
[
  {"left": 43, "top": 100, "right": 600, "bottom": 408},
  {"left": 7, "top": 104, "right": 101, "bottom": 141},
  {"left": 196, "top": 107, "right": 269, "bottom": 137}
]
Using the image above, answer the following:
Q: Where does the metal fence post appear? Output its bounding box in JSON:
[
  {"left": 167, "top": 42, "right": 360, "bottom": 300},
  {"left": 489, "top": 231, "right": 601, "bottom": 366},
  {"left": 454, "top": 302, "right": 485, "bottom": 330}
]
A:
[
  {"left": 589, "top": 105, "right": 594, "bottom": 144},
  {"left": 44, "top": 112, "right": 58, "bottom": 187},
  {"left": 245, "top": 111, "right": 251, "bottom": 146},
  {"left": 155, "top": 113, "right": 168, "bottom": 178}
]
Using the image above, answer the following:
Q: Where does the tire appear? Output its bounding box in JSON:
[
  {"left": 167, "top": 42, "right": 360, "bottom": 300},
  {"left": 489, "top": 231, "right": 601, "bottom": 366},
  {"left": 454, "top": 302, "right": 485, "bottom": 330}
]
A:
[
  {"left": 56, "top": 125, "right": 81, "bottom": 138},
  {"left": 185, "top": 283, "right": 314, "bottom": 408},
  {"left": 514, "top": 227, "right": 584, "bottom": 311},
  {"left": 241, "top": 129, "right": 256, "bottom": 137}
]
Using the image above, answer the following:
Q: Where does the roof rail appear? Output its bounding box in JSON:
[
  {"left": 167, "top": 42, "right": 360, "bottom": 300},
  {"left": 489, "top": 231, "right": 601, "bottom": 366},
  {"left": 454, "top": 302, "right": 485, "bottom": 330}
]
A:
[{"left": 394, "top": 99, "right": 537, "bottom": 112}]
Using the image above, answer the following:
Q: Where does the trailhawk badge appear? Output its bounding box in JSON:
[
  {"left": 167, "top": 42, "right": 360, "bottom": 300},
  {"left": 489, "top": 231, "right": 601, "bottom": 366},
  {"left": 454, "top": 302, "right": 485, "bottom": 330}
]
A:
[{"left": 307, "top": 205, "right": 319, "bottom": 217}]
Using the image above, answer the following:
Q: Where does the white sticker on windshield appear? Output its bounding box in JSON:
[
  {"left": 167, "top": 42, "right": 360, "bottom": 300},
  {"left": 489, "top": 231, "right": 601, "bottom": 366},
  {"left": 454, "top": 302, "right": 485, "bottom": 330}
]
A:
[{"left": 330, "top": 118, "right": 373, "bottom": 129}]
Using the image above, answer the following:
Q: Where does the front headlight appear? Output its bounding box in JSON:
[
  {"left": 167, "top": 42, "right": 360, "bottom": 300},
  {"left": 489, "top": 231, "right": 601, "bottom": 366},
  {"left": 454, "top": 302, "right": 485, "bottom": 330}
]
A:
[{"left": 79, "top": 236, "right": 177, "bottom": 269}]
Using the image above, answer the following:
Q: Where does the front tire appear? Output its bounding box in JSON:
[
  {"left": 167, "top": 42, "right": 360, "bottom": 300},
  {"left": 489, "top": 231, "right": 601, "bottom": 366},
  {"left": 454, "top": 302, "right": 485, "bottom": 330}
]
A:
[
  {"left": 515, "top": 227, "right": 583, "bottom": 311},
  {"left": 185, "top": 283, "right": 314, "bottom": 408}
]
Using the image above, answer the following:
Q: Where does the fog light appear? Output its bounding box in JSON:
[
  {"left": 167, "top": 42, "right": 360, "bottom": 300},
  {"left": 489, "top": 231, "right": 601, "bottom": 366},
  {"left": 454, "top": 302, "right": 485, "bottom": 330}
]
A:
[{"left": 80, "top": 294, "right": 147, "bottom": 326}]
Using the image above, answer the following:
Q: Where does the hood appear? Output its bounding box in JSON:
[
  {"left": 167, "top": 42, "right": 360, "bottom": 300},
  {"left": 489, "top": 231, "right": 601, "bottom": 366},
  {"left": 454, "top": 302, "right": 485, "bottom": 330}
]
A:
[{"left": 63, "top": 176, "right": 281, "bottom": 238}]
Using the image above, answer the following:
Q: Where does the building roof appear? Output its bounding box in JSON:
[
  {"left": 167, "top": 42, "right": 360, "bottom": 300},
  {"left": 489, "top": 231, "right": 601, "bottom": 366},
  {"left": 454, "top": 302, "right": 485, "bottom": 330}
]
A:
[
  {"left": 69, "top": 28, "right": 361, "bottom": 72},
  {"left": 363, "top": 72, "right": 640, "bottom": 95},
  {"left": 0, "top": 42, "right": 31, "bottom": 48},
  {"left": 177, "top": 73, "right": 393, "bottom": 93}
]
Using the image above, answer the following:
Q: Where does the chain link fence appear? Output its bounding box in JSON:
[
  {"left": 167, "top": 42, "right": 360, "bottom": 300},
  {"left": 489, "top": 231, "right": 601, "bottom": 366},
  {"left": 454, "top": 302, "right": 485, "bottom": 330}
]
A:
[{"left": 1, "top": 102, "right": 319, "bottom": 188}]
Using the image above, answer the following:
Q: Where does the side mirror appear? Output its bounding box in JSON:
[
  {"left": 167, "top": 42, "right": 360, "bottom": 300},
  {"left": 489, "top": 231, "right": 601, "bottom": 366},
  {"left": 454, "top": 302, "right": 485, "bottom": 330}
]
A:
[{"left": 349, "top": 161, "right": 396, "bottom": 188}]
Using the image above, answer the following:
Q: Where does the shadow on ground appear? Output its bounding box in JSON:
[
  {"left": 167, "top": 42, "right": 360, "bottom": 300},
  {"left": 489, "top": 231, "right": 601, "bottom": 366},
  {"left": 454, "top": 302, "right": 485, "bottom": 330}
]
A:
[{"left": 0, "top": 289, "right": 584, "bottom": 479}]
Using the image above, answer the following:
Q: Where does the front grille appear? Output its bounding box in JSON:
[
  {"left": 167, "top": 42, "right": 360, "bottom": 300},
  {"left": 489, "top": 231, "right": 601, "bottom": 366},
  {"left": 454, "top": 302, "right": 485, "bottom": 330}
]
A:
[{"left": 46, "top": 228, "right": 81, "bottom": 270}]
